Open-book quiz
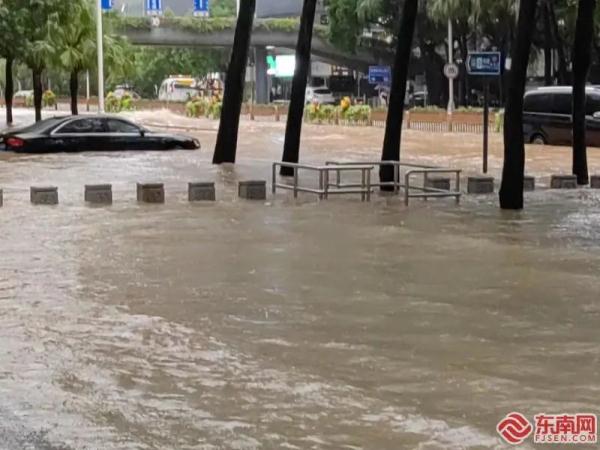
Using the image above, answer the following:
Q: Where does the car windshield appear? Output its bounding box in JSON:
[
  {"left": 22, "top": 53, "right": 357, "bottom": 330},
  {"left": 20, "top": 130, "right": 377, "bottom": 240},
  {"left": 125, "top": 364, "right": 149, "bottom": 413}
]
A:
[
  {"left": 314, "top": 89, "right": 332, "bottom": 94},
  {"left": 11, "top": 117, "right": 67, "bottom": 135}
]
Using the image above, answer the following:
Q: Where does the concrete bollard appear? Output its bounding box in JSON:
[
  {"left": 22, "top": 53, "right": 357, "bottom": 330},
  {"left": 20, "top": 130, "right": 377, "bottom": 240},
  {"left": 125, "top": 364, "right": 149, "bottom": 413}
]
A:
[
  {"left": 188, "top": 182, "right": 216, "bottom": 201},
  {"left": 550, "top": 175, "right": 577, "bottom": 189},
  {"left": 523, "top": 175, "right": 536, "bottom": 191},
  {"left": 590, "top": 175, "right": 600, "bottom": 189},
  {"left": 30, "top": 186, "right": 58, "bottom": 205},
  {"left": 239, "top": 180, "right": 267, "bottom": 200},
  {"left": 85, "top": 184, "right": 112, "bottom": 204},
  {"left": 467, "top": 176, "right": 495, "bottom": 194},
  {"left": 137, "top": 183, "right": 165, "bottom": 203},
  {"left": 425, "top": 177, "right": 451, "bottom": 191}
]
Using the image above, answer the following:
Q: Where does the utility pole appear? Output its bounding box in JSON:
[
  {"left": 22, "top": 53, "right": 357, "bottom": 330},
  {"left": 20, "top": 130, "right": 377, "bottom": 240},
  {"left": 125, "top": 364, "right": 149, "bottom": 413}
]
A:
[
  {"left": 96, "top": 0, "right": 105, "bottom": 113},
  {"left": 447, "top": 19, "right": 455, "bottom": 113}
]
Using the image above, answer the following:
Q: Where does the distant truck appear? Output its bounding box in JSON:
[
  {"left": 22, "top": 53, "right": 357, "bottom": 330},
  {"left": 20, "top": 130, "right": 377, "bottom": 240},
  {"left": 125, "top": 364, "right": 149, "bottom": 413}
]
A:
[{"left": 158, "top": 77, "right": 200, "bottom": 102}]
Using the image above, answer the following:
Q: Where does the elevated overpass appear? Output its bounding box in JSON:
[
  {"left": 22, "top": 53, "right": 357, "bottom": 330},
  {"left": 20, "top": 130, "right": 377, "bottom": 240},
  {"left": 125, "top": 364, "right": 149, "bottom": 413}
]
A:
[{"left": 117, "top": 17, "right": 393, "bottom": 103}]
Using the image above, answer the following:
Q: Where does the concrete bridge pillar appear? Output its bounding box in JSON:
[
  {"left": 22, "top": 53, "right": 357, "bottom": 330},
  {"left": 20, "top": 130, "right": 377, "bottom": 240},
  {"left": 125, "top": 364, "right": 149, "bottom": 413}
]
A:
[{"left": 255, "top": 46, "right": 269, "bottom": 104}]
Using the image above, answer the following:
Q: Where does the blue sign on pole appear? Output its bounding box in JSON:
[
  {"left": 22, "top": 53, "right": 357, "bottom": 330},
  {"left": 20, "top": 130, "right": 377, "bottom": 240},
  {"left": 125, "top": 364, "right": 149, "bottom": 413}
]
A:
[
  {"left": 101, "top": 0, "right": 112, "bottom": 10},
  {"left": 194, "top": 0, "right": 210, "bottom": 15},
  {"left": 146, "top": 0, "right": 162, "bottom": 15},
  {"left": 466, "top": 52, "right": 502, "bottom": 76},
  {"left": 368, "top": 66, "right": 392, "bottom": 85}
]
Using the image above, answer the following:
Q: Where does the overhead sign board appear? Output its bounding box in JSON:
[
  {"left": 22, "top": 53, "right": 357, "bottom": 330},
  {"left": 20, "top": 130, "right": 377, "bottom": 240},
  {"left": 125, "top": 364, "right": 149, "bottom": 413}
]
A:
[
  {"left": 146, "top": 0, "right": 162, "bottom": 15},
  {"left": 466, "top": 52, "right": 502, "bottom": 76},
  {"left": 101, "top": 0, "right": 112, "bottom": 10},
  {"left": 193, "top": 0, "right": 209, "bottom": 16},
  {"left": 368, "top": 66, "right": 392, "bottom": 86}
]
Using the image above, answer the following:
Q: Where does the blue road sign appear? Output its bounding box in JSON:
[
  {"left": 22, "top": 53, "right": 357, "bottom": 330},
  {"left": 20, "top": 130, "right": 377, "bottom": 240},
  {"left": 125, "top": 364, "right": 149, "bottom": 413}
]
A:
[
  {"left": 368, "top": 66, "right": 392, "bottom": 85},
  {"left": 146, "top": 0, "right": 162, "bottom": 14},
  {"left": 466, "top": 52, "right": 502, "bottom": 76},
  {"left": 194, "top": 0, "right": 209, "bottom": 14},
  {"left": 101, "top": 0, "right": 112, "bottom": 10}
]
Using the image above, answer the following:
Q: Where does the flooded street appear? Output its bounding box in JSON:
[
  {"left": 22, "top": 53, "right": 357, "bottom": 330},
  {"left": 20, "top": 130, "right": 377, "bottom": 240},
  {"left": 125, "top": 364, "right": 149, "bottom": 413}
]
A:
[{"left": 1, "top": 109, "right": 600, "bottom": 449}]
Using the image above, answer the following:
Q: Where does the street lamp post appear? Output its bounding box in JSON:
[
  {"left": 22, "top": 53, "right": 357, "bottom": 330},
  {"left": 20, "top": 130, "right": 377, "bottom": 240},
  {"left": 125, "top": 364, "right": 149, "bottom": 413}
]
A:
[
  {"left": 96, "top": 0, "right": 105, "bottom": 113},
  {"left": 447, "top": 19, "right": 455, "bottom": 114}
]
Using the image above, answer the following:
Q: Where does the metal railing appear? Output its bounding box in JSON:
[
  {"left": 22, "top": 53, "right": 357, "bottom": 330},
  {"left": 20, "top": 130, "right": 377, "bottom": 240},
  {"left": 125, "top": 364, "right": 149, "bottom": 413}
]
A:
[
  {"left": 404, "top": 168, "right": 462, "bottom": 206},
  {"left": 272, "top": 162, "right": 374, "bottom": 201}
]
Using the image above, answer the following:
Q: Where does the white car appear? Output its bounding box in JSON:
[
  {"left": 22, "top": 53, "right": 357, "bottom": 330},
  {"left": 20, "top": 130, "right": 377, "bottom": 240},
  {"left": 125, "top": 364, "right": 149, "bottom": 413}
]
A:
[{"left": 305, "top": 86, "right": 336, "bottom": 105}]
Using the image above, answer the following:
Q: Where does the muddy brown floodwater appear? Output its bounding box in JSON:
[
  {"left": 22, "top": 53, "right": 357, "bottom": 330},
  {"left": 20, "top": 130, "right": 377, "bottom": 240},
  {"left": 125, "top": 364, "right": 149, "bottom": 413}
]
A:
[{"left": 1, "top": 110, "right": 600, "bottom": 449}]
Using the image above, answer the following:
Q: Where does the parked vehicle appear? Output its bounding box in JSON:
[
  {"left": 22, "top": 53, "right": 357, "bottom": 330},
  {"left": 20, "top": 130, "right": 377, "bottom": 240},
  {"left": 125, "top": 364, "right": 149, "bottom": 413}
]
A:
[
  {"left": 158, "top": 77, "right": 200, "bottom": 102},
  {"left": 12, "top": 90, "right": 33, "bottom": 107},
  {"left": 113, "top": 85, "right": 141, "bottom": 101},
  {"left": 0, "top": 116, "right": 201, "bottom": 153},
  {"left": 305, "top": 86, "right": 336, "bottom": 105},
  {"left": 523, "top": 86, "right": 600, "bottom": 146}
]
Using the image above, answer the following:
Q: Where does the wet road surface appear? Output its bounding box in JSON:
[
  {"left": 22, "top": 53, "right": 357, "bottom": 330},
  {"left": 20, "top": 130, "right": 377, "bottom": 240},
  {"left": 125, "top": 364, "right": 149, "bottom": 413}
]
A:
[{"left": 1, "top": 109, "right": 600, "bottom": 449}]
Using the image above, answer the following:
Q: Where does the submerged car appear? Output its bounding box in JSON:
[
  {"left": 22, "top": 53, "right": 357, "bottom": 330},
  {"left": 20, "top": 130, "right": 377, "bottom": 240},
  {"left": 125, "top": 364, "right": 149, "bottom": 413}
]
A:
[
  {"left": 305, "top": 86, "right": 336, "bottom": 105},
  {"left": 0, "top": 116, "right": 200, "bottom": 153}
]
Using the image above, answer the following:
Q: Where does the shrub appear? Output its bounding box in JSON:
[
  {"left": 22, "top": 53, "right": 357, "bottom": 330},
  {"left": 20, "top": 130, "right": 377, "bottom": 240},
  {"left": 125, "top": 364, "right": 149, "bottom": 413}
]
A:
[
  {"left": 42, "top": 90, "right": 56, "bottom": 108},
  {"left": 344, "top": 105, "right": 371, "bottom": 122},
  {"left": 105, "top": 92, "right": 120, "bottom": 112},
  {"left": 318, "top": 104, "right": 337, "bottom": 123},
  {"left": 206, "top": 96, "right": 222, "bottom": 119},
  {"left": 185, "top": 96, "right": 209, "bottom": 117},
  {"left": 494, "top": 109, "right": 505, "bottom": 132},
  {"left": 25, "top": 94, "right": 34, "bottom": 108},
  {"left": 120, "top": 92, "right": 134, "bottom": 111}
]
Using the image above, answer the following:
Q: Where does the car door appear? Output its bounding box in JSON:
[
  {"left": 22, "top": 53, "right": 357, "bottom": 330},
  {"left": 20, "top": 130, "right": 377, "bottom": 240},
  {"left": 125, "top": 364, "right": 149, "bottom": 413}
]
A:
[
  {"left": 52, "top": 118, "right": 108, "bottom": 151},
  {"left": 549, "top": 93, "right": 573, "bottom": 145},
  {"left": 585, "top": 93, "right": 600, "bottom": 147},
  {"left": 105, "top": 118, "right": 157, "bottom": 150}
]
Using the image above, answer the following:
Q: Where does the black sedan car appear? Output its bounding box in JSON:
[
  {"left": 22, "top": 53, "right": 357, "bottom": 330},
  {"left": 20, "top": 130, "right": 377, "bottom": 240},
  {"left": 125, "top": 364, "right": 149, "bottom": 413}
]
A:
[{"left": 0, "top": 115, "right": 201, "bottom": 152}]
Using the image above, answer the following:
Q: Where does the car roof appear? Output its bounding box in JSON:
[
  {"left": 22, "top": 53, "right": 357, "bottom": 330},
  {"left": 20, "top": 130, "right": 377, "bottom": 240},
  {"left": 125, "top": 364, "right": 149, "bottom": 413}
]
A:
[{"left": 526, "top": 86, "right": 600, "bottom": 96}]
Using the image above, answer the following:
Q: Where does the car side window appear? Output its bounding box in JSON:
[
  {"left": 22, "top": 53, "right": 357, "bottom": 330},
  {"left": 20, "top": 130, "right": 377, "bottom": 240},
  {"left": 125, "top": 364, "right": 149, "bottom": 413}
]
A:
[
  {"left": 551, "top": 94, "right": 572, "bottom": 115},
  {"left": 106, "top": 119, "right": 141, "bottom": 133},
  {"left": 58, "top": 118, "right": 105, "bottom": 134},
  {"left": 523, "top": 94, "right": 551, "bottom": 113},
  {"left": 586, "top": 95, "right": 600, "bottom": 116}
]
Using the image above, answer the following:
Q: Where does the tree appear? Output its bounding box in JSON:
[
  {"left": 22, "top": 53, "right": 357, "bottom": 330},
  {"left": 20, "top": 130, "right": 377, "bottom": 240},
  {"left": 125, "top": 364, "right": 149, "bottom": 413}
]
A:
[
  {"left": 379, "top": 0, "right": 418, "bottom": 189},
  {"left": 212, "top": 0, "right": 256, "bottom": 164},
  {"left": 280, "top": 0, "right": 318, "bottom": 176},
  {"left": 571, "top": 0, "right": 596, "bottom": 186},
  {"left": 499, "top": 0, "right": 539, "bottom": 210},
  {"left": 49, "top": 0, "right": 96, "bottom": 115},
  {"left": 0, "top": 0, "right": 25, "bottom": 125}
]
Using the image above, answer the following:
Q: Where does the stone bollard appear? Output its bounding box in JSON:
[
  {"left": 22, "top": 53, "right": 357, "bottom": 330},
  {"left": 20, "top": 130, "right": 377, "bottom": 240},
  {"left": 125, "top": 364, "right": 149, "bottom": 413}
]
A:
[
  {"left": 30, "top": 186, "right": 58, "bottom": 205},
  {"left": 85, "top": 184, "right": 112, "bottom": 204},
  {"left": 590, "top": 175, "right": 600, "bottom": 189},
  {"left": 188, "top": 182, "right": 216, "bottom": 202},
  {"left": 550, "top": 175, "right": 577, "bottom": 189},
  {"left": 0, "top": 189, "right": 3, "bottom": 207},
  {"left": 467, "top": 176, "right": 495, "bottom": 194},
  {"left": 523, "top": 175, "right": 536, "bottom": 191},
  {"left": 137, "top": 183, "right": 165, "bottom": 203},
  {"left": 239, "top": 180, "right": 267, "bottom": 200},
  {"left": 425, "top": 177, "right": 451, "bottom": 191}
]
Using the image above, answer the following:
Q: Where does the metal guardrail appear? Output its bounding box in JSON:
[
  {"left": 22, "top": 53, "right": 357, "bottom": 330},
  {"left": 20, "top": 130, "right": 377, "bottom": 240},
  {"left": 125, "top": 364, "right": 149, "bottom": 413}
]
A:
[
  {"left": 404, "top": 168, "right": 462, "bottom": 206},
  {"left": 272, "top": 162, "right": 373, "bottom": 201}
]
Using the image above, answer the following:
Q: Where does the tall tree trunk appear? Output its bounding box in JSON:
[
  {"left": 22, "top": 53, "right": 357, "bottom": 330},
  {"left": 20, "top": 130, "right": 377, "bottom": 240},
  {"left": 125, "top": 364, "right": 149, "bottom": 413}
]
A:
[
  {"left": 5, "top": 56, "right": 14, "bottom": 125},
  {"left": 32, "top": 69, "right": 43, "bottom": 123},
  {"left": 499, "top": 0, "right": 539, "bottom": 210},
  {"left": 572, "top": 0, "right": 596, "bottom": 185},
  {"left": 543, "top": 1, "right": 553, "bottom": 86},
  {"left": 379, "top": 0, "right": 419, "bottom": 189},
  {"left": 212, "top": 0, "right": 256, "bottom": 164},
  {"left": 70, "top": 70, "right": 79, "bottom": 115},
  {"left": 280, "top": 0, "right": 318, "bottom": 176},
  {"left": 547, "top": 0, "right": 568, "bottom": 84}
]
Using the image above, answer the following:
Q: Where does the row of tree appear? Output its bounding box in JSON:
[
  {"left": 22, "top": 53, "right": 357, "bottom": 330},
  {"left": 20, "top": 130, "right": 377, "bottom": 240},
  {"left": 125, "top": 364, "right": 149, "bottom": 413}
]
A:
[{"left": 213, "top": 0, "right": 597, "bottom": 210}]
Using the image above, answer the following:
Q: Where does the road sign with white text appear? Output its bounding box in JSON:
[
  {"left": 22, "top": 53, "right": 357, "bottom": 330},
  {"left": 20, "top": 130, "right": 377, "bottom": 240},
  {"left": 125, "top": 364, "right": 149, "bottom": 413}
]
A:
[
  {"left": 101, "top": 0, "right": 112, "bottom": 10},
  {"left": 466, "top": 52, "right": 502, "bottom": 76},
  {"left": 146, "top": 0, "right": 162, "bottom": 15},
  {"left": 368, "top": 66, "right": 392, "bottom": 86},
  {"left": 194, "top": 0, "right": 209, "bottom": 15}
]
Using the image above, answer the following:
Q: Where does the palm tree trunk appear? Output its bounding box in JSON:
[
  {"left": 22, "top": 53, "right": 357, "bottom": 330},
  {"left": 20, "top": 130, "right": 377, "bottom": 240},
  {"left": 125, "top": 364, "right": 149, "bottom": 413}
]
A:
[
  {"left": 379, "top": 0, "right": 419, "bottom": 189},
  {"left": 70, "top": 70, "right": 79, "bottom": 115},
  {"left": 212, "top": 0, "right": 256, "bottom": 164},
  {"left": 32, "top": 69, "right": 43, "bottom": 123},
  {"left": 280, "top": 0, "right": 318, "bottom": 177},
  {"left": 572, "top": 0, "right": 595, "bottom": 186},
  {"left": 5, "top": 56, "right": 14, "bottom": 125},
  {"left": 499, "top": 0, "right": 539, "bottom": 210}
]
